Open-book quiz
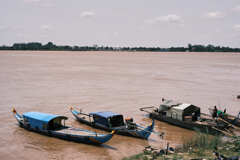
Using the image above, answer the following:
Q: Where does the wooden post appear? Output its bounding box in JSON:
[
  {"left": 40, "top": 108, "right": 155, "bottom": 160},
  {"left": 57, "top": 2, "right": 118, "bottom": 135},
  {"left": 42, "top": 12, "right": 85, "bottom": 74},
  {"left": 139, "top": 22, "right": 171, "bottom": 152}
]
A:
[{"left": 166, "top": 142, "right": 169, "bottom": 155}]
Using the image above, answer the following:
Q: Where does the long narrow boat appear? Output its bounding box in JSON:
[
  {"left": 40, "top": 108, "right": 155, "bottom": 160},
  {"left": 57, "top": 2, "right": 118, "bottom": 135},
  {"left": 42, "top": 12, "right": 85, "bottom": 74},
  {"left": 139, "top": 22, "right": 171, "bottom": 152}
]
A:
[
  {"left": 208, "top": 107, "right": 240, "bottom": 128},
  {"left": 12, "top": 108, "right": 114, "bottom": 145},
  {"left": 70, "top": 107, "right": 154, "bottom": 139},
  {"left": 140, "top": 99, "right": 234, "bottom": 136}
]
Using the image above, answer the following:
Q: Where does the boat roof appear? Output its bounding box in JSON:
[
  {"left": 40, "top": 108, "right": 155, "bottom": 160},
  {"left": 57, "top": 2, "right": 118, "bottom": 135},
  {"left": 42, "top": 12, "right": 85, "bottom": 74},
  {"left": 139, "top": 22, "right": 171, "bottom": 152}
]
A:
[
  {"left": 90, "top": 111, "right": 122, "bottom": 119},
  {"left": 23, "top": 112, "right": 67, "bottom": 123},
  {"left": 162, "top": 99, "right": 182, "bottom": 107},
  {"left": 172, "top": 103, "right": 194, "bottom": 110}
]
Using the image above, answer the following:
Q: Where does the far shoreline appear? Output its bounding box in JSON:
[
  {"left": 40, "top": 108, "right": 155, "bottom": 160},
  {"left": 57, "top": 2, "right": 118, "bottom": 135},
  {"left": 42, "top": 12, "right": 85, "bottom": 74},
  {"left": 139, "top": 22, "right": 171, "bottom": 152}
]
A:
[
  {"left": 0, "top": 50, "right": 240, "bottom": 55},
  {"left": 1, "top": 42, "right": 240, "bottom": 53}
]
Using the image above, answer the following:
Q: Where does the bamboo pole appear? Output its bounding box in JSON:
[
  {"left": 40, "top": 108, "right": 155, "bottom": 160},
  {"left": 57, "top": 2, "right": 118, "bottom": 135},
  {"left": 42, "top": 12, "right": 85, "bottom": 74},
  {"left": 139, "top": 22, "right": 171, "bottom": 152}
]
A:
[
  {"left": 218, "top": 117, "right": 240, "bottom": 131},
  {"left": 212, "top": 126, "right": 234, "bottom": 137}
]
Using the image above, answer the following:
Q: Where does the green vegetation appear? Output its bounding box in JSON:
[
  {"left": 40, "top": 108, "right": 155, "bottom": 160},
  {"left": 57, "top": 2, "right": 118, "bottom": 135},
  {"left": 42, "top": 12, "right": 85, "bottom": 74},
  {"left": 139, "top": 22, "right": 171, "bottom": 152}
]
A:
[
  {"left": 122, "top": 153, "right": 146, "bottom": 160},
  {"left": 0, "top": 42, "right": 240, "bottom": 52},
  {"left": 123, "top": 134, "right": 240, "bottom": 160}
]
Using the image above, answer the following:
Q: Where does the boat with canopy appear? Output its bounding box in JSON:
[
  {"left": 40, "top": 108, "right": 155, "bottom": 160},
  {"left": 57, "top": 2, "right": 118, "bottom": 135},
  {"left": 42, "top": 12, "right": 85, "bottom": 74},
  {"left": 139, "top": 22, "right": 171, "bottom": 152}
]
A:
[
  {"left": 12, "top": 108, "right": 114, "bottom": 145},
  {"left": 70, "top": 107, "right": 154, "bottom": 139}
]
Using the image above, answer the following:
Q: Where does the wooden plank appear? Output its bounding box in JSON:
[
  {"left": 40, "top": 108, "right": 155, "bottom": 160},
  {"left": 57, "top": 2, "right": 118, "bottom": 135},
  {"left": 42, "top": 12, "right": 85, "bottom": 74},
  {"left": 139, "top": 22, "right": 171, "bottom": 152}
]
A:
[
  {"left": 218, "top": 117, "right": 240, "bottom": 131},
  {"left": 212, "top": 126, "right": 234, "bottom": 137}
]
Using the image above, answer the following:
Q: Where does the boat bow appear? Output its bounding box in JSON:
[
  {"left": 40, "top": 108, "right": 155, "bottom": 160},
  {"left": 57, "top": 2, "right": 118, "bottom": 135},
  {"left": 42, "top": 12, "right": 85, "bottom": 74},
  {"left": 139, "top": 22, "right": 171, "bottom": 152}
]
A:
[{"left": 135, "top": 120, "right": 155, "bottom": 139}]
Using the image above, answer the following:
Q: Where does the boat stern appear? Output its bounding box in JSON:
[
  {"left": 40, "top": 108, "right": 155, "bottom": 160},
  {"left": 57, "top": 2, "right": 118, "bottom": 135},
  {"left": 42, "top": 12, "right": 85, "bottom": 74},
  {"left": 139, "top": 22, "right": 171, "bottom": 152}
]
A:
[
  {"left": 144, "top": 119, "right": 155, "bottom": 139},
  {"left": 135, "top": 120, "right": 155, "bottom": 139},
  {"left": 89, "top": 131, "right": 115, "bottom": 144}
]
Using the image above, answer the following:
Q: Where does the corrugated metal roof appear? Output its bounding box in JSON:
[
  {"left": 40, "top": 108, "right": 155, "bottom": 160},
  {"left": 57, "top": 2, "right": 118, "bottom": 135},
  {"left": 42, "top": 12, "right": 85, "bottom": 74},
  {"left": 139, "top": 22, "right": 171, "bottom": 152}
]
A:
[
  {"left": 90, "top": 111, "right": 122, "bottom": 119},
  {"left": 172, "top": 103, "right": 192, "bottom": 111},
  {"left": 162, "top": 100, "right": 182, "bottom": 107},
  {"left": 23, "top": 112, "right": 67, "bottom": 123}
]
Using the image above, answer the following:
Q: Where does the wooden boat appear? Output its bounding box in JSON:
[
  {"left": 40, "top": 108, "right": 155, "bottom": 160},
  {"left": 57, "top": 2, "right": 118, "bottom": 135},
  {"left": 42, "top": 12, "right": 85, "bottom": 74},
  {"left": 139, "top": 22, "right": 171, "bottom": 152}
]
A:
[
  {"left": 208, "top": 107, "right": 240, "bottom": 128},
  {"left": 12, "top": 108, "right": 114, "bottom": 145},
  {"left": 140, "top": 99, "right": 234, "bottom": 136},
  {"left": 70, "top": 107, "right": 155, "bottom": 139}
]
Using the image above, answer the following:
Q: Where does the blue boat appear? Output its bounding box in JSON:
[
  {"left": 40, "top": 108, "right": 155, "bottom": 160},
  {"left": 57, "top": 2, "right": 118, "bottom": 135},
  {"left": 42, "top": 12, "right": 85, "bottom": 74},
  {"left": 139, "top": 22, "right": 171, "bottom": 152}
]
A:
[
  {"left": 70, "top": 107, "right": 154, "bottom": 139},
  {"left": 12, "top": 108, "right": 114, "bottom": 145}
]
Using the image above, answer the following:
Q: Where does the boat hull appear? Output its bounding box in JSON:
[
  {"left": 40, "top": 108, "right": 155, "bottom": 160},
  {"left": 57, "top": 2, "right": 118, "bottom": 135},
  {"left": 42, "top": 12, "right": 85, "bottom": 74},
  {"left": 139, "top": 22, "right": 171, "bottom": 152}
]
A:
[
  {"left": 71, "top": 109, "right": 154, "bottom": 139},
  {"left": 209, "top": 108, "right": 240, "bottom": 128},
  {"left": 149, "top": 112, "right": 221, "bottom": 135},
  {"left": 14, "top": 112, "right": 113, "bottom": 145},
  {"left": 225, "top": 118, "right": 240, "bottom": 127}
]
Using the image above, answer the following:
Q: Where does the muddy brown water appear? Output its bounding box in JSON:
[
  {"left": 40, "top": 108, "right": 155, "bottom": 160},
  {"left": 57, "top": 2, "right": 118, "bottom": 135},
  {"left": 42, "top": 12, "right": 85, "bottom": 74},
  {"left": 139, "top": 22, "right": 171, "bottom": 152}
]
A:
[{"left": 0, "top": 51, "right": 239, "bottom": 160}]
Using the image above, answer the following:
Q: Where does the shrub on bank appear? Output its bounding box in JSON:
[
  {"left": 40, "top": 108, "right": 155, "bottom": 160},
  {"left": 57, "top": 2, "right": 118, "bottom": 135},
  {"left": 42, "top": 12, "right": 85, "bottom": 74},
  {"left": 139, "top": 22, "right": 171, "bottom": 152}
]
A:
[{"left": 122, "top": 133, "right": 240, "bottom": 160}]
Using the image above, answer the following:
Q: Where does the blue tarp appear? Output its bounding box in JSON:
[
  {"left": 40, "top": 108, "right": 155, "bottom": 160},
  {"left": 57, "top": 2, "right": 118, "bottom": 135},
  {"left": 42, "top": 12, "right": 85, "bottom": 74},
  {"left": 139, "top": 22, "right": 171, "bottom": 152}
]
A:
[
  {"left": 23, "top": 112, "right": 67, "bottom": 130},
  {"left": 89, "top": 111, "right": 121, "bottom": 119},
  {"left": 89, "top": 111, "right": 123, "bottom": 127}
]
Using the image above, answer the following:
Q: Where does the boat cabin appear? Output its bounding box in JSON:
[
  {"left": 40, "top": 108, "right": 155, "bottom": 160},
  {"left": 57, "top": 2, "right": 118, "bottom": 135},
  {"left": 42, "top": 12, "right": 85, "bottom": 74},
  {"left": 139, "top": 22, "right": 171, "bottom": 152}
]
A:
[
  {"left": 159, "top": 101, "right": 200, "bottom": 122},
  {"left": 22, "top": 112, "right": 67, "bottom": 130},
  {"left": 90, "top": 111, "right": 125, "bottom": 128}
]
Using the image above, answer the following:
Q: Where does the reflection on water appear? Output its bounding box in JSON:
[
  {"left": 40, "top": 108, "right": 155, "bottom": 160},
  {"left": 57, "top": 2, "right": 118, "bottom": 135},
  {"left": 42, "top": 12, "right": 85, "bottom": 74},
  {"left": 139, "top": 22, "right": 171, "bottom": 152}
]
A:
[{"left": 0, "top": 51, "right": 240, "bottom": 160}]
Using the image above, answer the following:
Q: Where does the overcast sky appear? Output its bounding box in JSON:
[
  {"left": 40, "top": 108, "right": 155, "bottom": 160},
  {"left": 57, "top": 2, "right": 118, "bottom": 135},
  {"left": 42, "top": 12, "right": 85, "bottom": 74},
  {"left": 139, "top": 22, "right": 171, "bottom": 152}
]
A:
[{"left": 0, "top": 0, "right": 240, "bottom": 47}]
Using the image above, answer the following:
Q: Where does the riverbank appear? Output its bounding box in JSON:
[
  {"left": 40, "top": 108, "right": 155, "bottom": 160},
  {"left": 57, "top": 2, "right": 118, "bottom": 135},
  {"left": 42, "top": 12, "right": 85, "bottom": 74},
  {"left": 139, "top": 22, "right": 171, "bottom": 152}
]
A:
[{"left": 123, "top": 133, "right": 240, "bottom": 160}]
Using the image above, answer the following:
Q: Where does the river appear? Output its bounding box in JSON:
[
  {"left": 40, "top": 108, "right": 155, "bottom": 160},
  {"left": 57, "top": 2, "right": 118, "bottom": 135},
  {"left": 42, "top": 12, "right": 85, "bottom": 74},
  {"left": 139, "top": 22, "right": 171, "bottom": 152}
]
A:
[{"left": 0, "top": 51, "right": 239, "bottom": 160}]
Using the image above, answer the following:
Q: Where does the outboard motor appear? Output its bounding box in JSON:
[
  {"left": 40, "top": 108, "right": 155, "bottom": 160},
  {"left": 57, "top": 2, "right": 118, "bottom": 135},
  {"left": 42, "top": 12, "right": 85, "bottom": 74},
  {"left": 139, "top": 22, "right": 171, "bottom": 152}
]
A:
[
  {"left": 125, "top": 117, "right": 136, "bottom": 129},
  {"left": 125, "top": 117, "right": 133, "bottom": 123}
]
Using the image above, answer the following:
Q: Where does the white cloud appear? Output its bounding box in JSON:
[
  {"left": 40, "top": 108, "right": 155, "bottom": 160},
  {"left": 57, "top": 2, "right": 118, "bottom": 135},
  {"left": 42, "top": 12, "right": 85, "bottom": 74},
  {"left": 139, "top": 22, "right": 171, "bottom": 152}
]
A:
[
  {"left": 233, "top": 24, "right": 240, "bottom": 31},
  {"left": 40, "top": 34, "right": 48, "bottom": 38},
  {"left": 40, "top": 3, "right": 54, "bottom": 8},
  {"left": 233, "top": 5, "right": 240, "bottom": 12},
  {"left": 113, "top": 31, "right": 119, "bottom": 37},
  {"left": 80, "top": 11, "right": 95, "bottom": 18},
  {"left": 158, "top": 15, "right": 183, "bottom": 23},
  {"left": 23, "top": 0, "right": 53, "bottom": 7},
  {"left": 0, "top": 25, "right": 7, "bottom": 31},
  {"left": 0, "top": 25, "right": 15, "bottom": 32},
  {"left": 23, "top": 0, "right": 41, "bottom": 3},
  {"left": 205, "top": 11, "right": 225, "bottom": 19},
  {"left": 40, "top": 25, "right": 52, "bottom": 31},
  {"left": 16, "top": 33, "right": 24, "bottom": 38},
  {"left": 145, "top": 14, "right": 183, "bottom": 25}
]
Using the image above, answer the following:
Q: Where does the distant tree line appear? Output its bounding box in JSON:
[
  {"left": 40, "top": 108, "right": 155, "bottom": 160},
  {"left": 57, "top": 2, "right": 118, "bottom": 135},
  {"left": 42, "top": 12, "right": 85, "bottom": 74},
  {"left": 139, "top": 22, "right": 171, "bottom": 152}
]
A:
[{"left": 0, "top": 42, "right": 239, "bottom": 52}]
